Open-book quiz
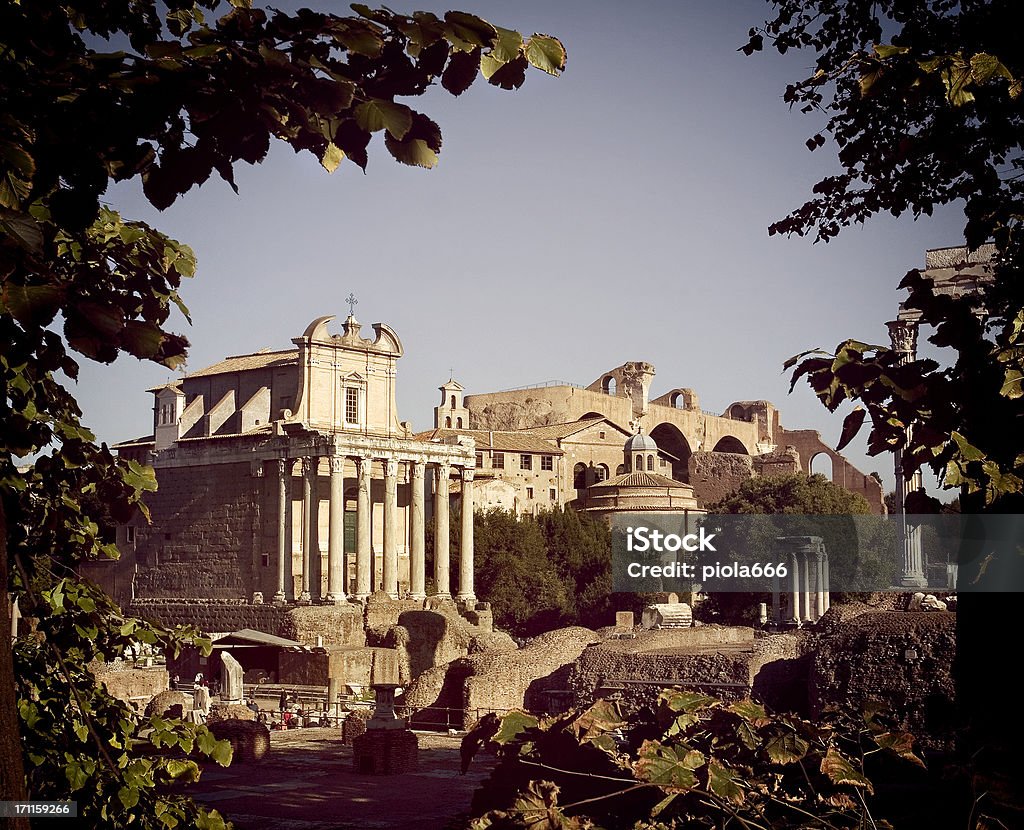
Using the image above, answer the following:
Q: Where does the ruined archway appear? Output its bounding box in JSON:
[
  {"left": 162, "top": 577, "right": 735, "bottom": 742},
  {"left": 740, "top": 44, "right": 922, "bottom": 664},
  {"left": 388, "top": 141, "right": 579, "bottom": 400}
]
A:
[
  {"left": 573, "top": 463, "right": 588, "bottom": 492},
  {"left": 602, "top": 376, "right": 616, "bottom": 395},
  {"left": 650, "top": 422, "right": 692, "bottom": 483},
  {"left": 810, "top": 452, "right": 834, "bottom": 480},
  {"left": 578, "top": 412, "right": 604, "bottom": 421},
  {"left": 712, "top": 436, "right": 749, "bottom": 455}
]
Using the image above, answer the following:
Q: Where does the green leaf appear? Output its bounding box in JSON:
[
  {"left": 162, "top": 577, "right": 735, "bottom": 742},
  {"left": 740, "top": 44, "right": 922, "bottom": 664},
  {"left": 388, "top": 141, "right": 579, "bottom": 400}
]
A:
[
  {"left": 873, "top": 731, "right": 926, "bottom": 768},
  {"left": 820, "top": 746, "right": 873, "bottom": 791},
  {"left": 384, "top": 134, "right": 438, "bottom": 168},
  {"left": 354, "top": 100, "right": 413, "bottom": 140},
  {"left": 3, "top": 283, "right": 63, "bottom": 327},
  {"left": 661, "top": 689, "right": 716, "bottom": 714},
  {"left": 494, "top": 710, "right": 538, "bottom": 745},
  {"left": 0, "top": 208, "right": 44, "bottom": 253},
  {"left": 951, "top": 431, "right": 986, "bottom": 461},
  {"left": 969, "top": 53, "right": 1014, "bottom": 86},
  {"left": 765, "top": 732, "right": 809, "bottom": 764},
  {"left": 707, "top": 759, "right": 744, "bottom": 804},
  {"left": 634, "top": 740, "right": 702, "bottom": 790},
  {"left": 321, "top": 142, "right": 345, "bottom": 174},
  {"left": 873, "top": 44, "right": 910, "bottom": 59},
  {"left": 727, "top": 699, "right": 770, "bottom": 726},
  {"left": 524, "top": 35, "right": 566, "bottom": 76},
  {"left": 119, "top": 785, "right": 140, "bottom": 809},
  {"left": 444, "top": 11, "right": 497, "bottom": 51},
  {"left": 569, "top": 699, "right": 624, "bottom": 742},
  {"left": 836, "top": 406, "right": 866, "bottom": 452},
  {"left": 211, "top": 738, "right": 233, "bottom": 766}
]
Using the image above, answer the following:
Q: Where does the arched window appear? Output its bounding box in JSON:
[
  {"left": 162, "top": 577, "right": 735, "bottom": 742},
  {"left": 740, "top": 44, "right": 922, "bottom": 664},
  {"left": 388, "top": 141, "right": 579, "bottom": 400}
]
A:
[
  {"left": 616, "top": 464, "right": 626, "bottom": 476},
  {"left": 635, "top": 454, "right": 643, "bottom": 470},
  {"left": 445, "top": 417, "right": 452, "bottom": 428},
  {"left": 603, "top": 376, "right": 616, "bottom": 395},
  {"left": 596, "top": 464, "right": 609, "bottom": 482},
  {"left": 456, "top": 417, "right": 463, "bottom": 428},
  {"left": 647, "top": 455, "right": 654, "bottom": 471},
  {"left": 450, "top": 395, "right": 456, "bottom": 408},
  {"left": 573, "top": 463, "right": 587, "bottom": 489},
  {"left": 730, "top": 405, "right": 747, "bottom": 421},
  {"left": 671, "top": 392, "right": 683, "bottom": 409}
]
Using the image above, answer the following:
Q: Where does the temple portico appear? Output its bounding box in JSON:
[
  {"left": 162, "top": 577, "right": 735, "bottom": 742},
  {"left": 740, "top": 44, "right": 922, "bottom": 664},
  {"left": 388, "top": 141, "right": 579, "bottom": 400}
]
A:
[{"left": 270, "top": 439, "right": 476, "bottom": 604}]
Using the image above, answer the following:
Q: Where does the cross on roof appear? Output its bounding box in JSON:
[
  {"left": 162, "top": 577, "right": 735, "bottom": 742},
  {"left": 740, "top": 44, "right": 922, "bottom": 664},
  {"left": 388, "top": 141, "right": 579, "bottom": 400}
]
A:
[{"left": 346, "top": 293, "right": 358, "bottom": 316}]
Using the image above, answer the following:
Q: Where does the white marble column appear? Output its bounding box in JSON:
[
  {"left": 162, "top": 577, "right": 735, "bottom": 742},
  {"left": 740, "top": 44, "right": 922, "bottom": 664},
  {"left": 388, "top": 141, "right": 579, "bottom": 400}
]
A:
[
  {"left": 327, "top": 456, "right": 346, "bottom": 604},
  {"left": 355, "top": 456, "right": 372, "bottom": 600},
  {"left": 457, "top": 467, "right": 476, "bottom": 603},
  {"left": 822, "top": 548, "right": 831, "bottom": 613},
  {"left": 888, "top": 319, "right": 927, "bottom": 587},
  {"left": 434, "top": 462, "right": 451, "bottom": 598},
  {"left": 788, "top": 550, "right": 801, "bottom": 626},
  {"left": 274, "top": 458, "right": 289, "bottom": 603},
  {"left": 410, "top": 460, "right": 426, "bottom": 600},
  {"left": 383, "top": 457, "right": 399, "bottom": 599},
  {"left": 815, "top": 545, "right": 826, "bottom": 619},
  {"left": 801, "top": 548, "right": 814, "bottom": 623},
  {"left": 299, "top": 457, "right": 316, "bottom": 603}
]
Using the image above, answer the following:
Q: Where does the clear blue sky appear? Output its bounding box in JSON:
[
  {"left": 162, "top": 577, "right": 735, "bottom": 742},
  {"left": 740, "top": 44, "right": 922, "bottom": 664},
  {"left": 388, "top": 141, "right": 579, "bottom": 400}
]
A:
[{"left": 76, "top": 0, "right": 966, "bottom": 496}]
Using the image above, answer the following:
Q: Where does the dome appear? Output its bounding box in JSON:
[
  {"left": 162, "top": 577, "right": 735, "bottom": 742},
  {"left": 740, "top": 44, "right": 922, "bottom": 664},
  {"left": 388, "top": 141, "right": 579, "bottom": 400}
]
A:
[{"left": 624, "top": 430, "right": 658, "bottom": 453}]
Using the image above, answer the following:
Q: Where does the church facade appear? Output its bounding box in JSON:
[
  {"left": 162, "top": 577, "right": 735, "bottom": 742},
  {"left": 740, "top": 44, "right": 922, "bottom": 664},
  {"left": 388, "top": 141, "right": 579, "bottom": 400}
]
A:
[{"left": 108, "top": 314, "right": 477, "bottom": 607}]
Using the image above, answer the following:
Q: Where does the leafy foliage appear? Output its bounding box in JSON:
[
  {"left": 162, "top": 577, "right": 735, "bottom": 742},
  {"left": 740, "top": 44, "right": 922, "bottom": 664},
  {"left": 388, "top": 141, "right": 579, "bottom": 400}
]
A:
[
  {"left": 742, "top": 0, "right": 1024, "bottom": 515},
  {"left": 449, "top": 508, "right": 612, "bottom": 636},
  {"left": 462, "top": 691, "right": 924, "bottom": 829},
  {"left": 0, "top": 1, "right": 564, "bottom": 825}
]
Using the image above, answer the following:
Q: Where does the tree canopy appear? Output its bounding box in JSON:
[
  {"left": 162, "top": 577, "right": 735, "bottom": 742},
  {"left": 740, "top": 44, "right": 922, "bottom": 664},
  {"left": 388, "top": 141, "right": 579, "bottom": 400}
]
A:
[
  {"left": 743, "top": 0, "right": 1023, "bottom": 514},
  {"left": 0, "top": 1, "right": 564, "bottom": 825}
]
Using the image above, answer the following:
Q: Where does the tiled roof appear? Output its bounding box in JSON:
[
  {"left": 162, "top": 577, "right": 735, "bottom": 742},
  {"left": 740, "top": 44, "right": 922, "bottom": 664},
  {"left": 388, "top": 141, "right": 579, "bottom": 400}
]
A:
[
  {"left": 519, "top": 418, "right": 627, "bottom": 440},
  {"left": 594, "top": 471, "right": 691, "bottom": 490},
  {"left": 414, "top": 428, "right": 562, "bottom": 455},
  {"left": 185, "top": 349, "right": 298, "bottom": 379},
  {"left": 113, "top": 435, "right": 155, "bottom": 448}
]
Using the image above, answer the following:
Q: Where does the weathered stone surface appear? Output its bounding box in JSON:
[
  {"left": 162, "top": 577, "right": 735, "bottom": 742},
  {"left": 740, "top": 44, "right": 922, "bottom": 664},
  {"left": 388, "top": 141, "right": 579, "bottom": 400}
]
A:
[
  {"left": 641, "top": 603, "right": 693, "bottom": 629},
  {"left": 145, "top": 690, "right": 192, "bottom": 719},
  {"left": 220, "top": 650, "right": 244, "bottom": 703},
  {"left": 208, "top": 719, "right": 271, "bottom": 763},
  {"left": 342, "top": 709, "right": 369, "bottom": 745},
  {"left": 281, "top": 604, "right": 365, "bottom": 648},
  {"left": 400, "top": 626, "right": 600, "bottom": 728},
  {"left": 809, "top": 611, "right": 956, "bottom": 751},
  {"left": 207, "top": 704, "right": 256, "bottom": 724},
  {"left": 91, "top": 661, "right": 168, "bottom": 708},
  {"left": 352, "top": 728, "right": 418, "bottom": 775},
  {"left": 688, "top": 451, "right": 756, "bottom": 507}
]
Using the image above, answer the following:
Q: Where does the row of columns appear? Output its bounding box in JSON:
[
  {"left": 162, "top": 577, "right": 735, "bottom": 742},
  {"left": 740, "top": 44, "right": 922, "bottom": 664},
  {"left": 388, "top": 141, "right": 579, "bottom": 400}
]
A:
[
  {"left": 272, "top": 456, "right": 475, "bottom": 604},
  {"left": 771, "top": 536, "right": 830, "bottom": 627}
]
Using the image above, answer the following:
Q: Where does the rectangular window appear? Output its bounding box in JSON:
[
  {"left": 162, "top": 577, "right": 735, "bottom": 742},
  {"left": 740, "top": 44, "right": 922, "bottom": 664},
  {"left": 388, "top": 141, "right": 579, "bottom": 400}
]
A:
[
  {"left": 125, "top": 526, "right": 136, "bottom": 544},
  {"left": 549, "top": 488, "right": 557, "bottom": 501},
  {"left": 493, "top": 452, "right": 504, "bottom": 469},
  {"left": 345, "top": 387, "right": 359, "bottom": 423},
  {"left": 541, "top": 455, "right": 553, "bottom": 471},
  {"left": 521, "top": 454, "right": 532, "bottom": 470},
  {"left": 526, "top": 487, "right": 534, "bottom": 499},
  {"left": 475, "top": 452, "right": 483, "bottom": 467},
  {"left": 261, "top": 553, "right": 270, "bottom": 567}
]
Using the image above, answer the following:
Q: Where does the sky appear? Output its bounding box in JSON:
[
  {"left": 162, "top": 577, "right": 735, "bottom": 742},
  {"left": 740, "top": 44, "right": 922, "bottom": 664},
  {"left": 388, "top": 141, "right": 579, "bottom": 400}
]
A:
[{"left": 75, "top": 0, "right": 967, "bottom": 496}]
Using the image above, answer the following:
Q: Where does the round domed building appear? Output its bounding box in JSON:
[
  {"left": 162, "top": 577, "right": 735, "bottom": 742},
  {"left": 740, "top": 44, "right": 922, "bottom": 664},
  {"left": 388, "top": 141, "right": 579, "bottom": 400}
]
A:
[{"left": 576, "top": 429, "right": 703, "bottom": 520}]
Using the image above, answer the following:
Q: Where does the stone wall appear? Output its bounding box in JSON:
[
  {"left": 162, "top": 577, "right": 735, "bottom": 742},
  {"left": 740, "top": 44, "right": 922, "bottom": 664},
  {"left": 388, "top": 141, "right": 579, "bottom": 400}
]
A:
[
  {"left": 128, "top": 599, "right": 291, "bottom": 636},
  {"left": 809, "top": 611, "right": 956, "bottom": 751},
  {"left": 92, "top": 662, "right": 169, "bottom": 708},
  {"left": 132, "top": 461, "right": 266, "bottom": 598},
  {"left": 688, "top": 451, "right": 755, "bottom": 508},
  {"left": 281, "top": 604, "right": 365, "bottom": 648}
]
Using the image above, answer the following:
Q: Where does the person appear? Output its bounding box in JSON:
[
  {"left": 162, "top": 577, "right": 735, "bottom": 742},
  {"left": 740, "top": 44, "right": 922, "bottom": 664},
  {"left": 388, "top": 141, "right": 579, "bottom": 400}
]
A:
[
  {"left": 193, "top": 672, "right": 203, "bottom": 691},
  {"left": 246, "top": 698, "right": 260, "bottom": 716},
  {"left": 278, "top": 689, "right": 288, "bottom": 714}
]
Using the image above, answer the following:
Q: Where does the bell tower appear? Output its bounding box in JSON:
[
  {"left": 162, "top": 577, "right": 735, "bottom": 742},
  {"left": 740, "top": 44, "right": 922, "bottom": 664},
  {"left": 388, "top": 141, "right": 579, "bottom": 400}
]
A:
[{"left": 435, "top": 379, "right": 469, "bottom": 429}]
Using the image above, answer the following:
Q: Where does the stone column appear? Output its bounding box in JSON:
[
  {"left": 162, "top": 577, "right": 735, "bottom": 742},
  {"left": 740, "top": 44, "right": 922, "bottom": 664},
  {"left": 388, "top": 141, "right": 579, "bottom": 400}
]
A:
[
  {"left": 458, "top": 467, "right": 476, "bottom": 603},
  {"left": 299, "top": 457, "right": 316, "bottom": 603},
  {"left": 327, "top": 456, "right": 346, "bottom": 604},
  {"left": 815, "top": 545, "right": 826, "bottom": 619},
  {"left": 274, "top": 458, "right": 289, "bottom": 603},
  {"left": 410, "top": 461, "right": 426, "bottom": 600},
  {"left": 434, "top": 462, "right": 451, "bottom": 598},
  {"left": 787, "top": 549, "right": 801, "bottom": 627},
  {"left": 888, "top": 319, "right": 927, "bottom": 588},
  {"left": 801, "top": 549, "right": 814, "bottom": 623},
  {"left": 822, "top": 547, "right": 831, "bottom": 613},
  {"left": 355, "top": 456, "right": 372, "bottom": 601},
  {"left": 771, "top": 576, "right": 780, "bottom": 626},
  {"left": 382, "top": 457, "right": 399, "bottom": 599}
]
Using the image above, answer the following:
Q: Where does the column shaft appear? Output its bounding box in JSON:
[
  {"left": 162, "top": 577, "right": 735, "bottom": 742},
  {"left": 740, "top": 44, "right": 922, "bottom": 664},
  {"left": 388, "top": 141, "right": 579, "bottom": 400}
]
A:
[
  {"left": 788, "top": 551, "right": 801, "bottom": 626},
  {"left": 434, "top": 463, "right": 451, "bottom": 598},
  {"left": 458, "top": 468, "right": 475, "bottom": 602},
  {"left": 383, "top": 458, "right": 399, "bottom": 599},
  {"left": 327, "top": 457, "right": 346, "bottom": 603},
  {"left": 274, "top": 459, "right": 288, "bottom": 603},
  {"left": 410, "top": 461, "right": 426, "bottom": 600},
  {"left": 299, "top": 458, "right": 314, "bottom": 603},
  {"left": 355, "top": 456, "right": 372, "bottom": 600},
  {"left": 801, "top": 550, "right": 813, "bottom": 623}
]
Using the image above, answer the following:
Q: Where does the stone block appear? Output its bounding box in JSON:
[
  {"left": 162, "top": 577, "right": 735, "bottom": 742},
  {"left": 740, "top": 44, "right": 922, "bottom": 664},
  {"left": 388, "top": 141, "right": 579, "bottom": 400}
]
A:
[
  {"left": 352, "top": 728, "right": 418, "bottom": 775},
  {"left": 615, "top": 611, "right": 634, "bottom": 631}
]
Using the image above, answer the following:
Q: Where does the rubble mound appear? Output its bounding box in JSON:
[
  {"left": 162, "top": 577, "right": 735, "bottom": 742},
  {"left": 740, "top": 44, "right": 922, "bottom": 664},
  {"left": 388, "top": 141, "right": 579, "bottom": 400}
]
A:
[
  {"left": 144, "top": 690, "right": 192, "bottom": 719},
  {"left": 208, "top": 719, "right": 271, "bottom": 762}
]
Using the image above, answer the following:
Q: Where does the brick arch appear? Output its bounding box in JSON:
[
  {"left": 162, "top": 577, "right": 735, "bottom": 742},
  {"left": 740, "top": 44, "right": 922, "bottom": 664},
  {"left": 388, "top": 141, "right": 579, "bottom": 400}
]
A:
[
  {"left": 650, "top": 422, "right": 692, "bottom": 483},
  {"left": 712, "top": 435, "right": 749, "bottom": 455},
  {"left": 810, "top": 451, "right": 834, "bottom": 480}
]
